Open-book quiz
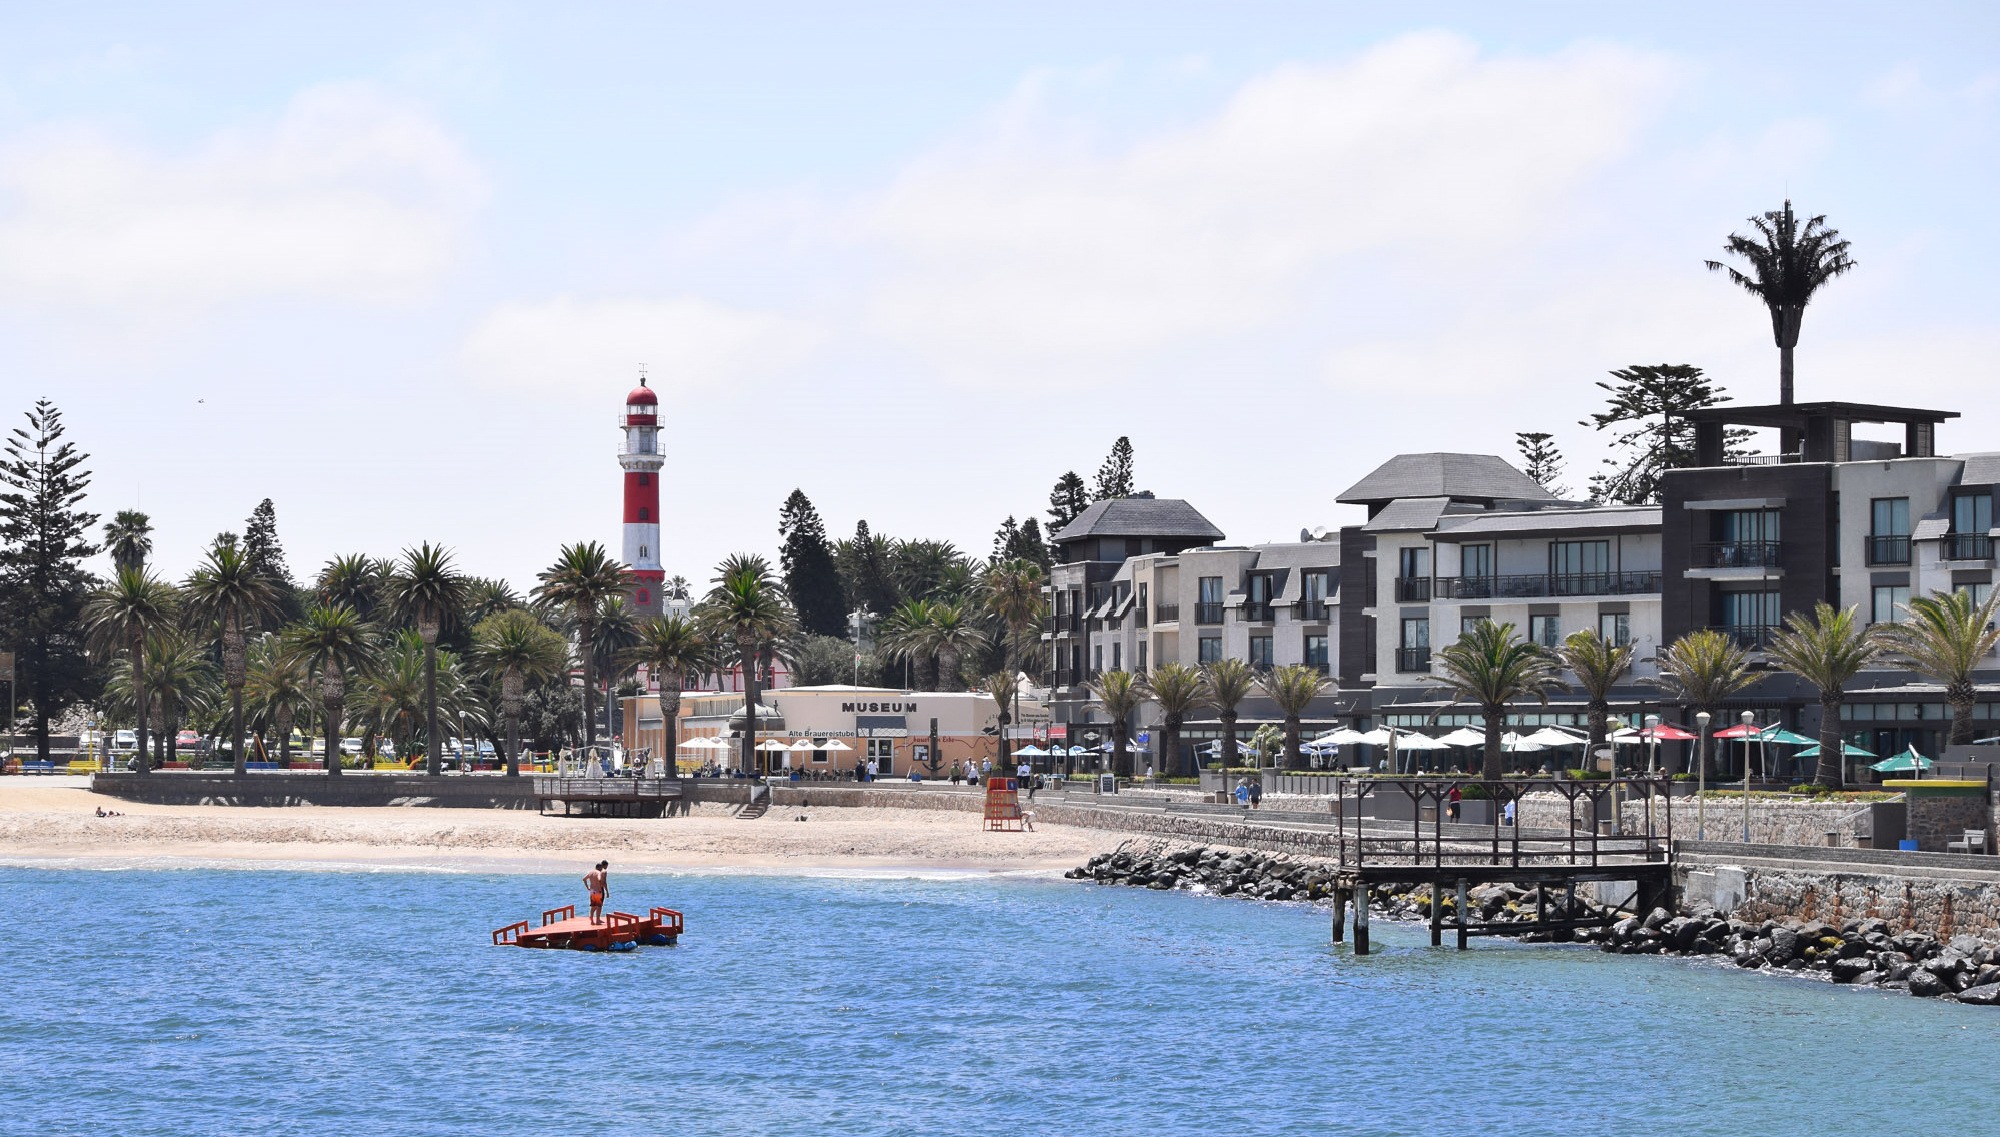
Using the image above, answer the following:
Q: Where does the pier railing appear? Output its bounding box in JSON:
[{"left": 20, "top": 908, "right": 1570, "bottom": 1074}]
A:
[{"left": 1330, "top": 774, "right": 1672, "bottom": 872}]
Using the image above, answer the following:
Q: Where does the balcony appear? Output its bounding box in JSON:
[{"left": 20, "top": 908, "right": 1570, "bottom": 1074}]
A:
[
  {"left": 1240, "top": 604, "right": 1273, "bottom": 624},
  {"left": 1299, "top": 599, "right": 1330, "bottom": 623},
  {"left": 1194, "top": 602, "right": 1225, "bottom": 625},
  {"left": 1944, "top": 534, "right": 1994, "bottom": 561},
  {"left": 1691, "top": 542, "right": 1782, "bottom": 569},
  {"left": 1395, "top": 646, "right": 1432, "bottom": 673},
  {"left": 1052, "top": 614, "right": 1081, "bottom": 635},
  {"left": 1154, "top": 603, "right": 1180, "bottom": 623},
  {"left": 1434, "top": 571, "right": 1662, "bottom": 600},
  {"left": 1867, "top": 535, "right": 1912, "bottom": 566},
  {"left": 1715, "top": 624, "right": 1780, "bottom": 651},
  {"left": 1394, "top": 576, "right": 1432, "bottom": 602}
]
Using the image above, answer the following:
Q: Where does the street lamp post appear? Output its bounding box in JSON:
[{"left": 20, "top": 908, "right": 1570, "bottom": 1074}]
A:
[
  {"left": 1695, "top": 710, "right": 1711, "bottom": 841},
  {"left": 1741, "top": 710, "right": 1756, "bottom": 845}
]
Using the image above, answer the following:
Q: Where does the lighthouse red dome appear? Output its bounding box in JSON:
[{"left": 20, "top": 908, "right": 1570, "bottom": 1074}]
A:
[{"left": 625, "top": 383, "right": 658, "bottom": 406}]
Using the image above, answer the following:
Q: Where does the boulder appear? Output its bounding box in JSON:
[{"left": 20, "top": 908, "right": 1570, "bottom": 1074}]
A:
[
  {"left": 1829, "top": 957, "right": 1874, "bottom": 983},
  {"left": 1767, "top": 927, "right": 1800, "bottom": 965},
  {"left": 1908, "top": 971, "right": 1950, "bottom": 998},
  {"left": 1956, "top": 983, "right": 2000, "bottom": 1006}
]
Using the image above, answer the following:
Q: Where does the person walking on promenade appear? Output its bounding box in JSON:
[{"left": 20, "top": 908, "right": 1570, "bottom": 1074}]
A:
[
  {"left": 584, "top": 861, "right": 609, "bottom": 925},
  {"left": 1234, "top": 779, "right": 1250, "bottom": 807},
  {"left": 1248, "top": 779, "right": 1263, "bottom": 810},
  {"left": 1447, "top": 784, "right": 1462, "bottom": 822}
]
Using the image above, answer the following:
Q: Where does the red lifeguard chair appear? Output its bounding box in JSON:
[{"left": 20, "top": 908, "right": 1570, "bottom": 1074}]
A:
[{"left": 983, "top": 776, "right": 1023, "bottom": 832}]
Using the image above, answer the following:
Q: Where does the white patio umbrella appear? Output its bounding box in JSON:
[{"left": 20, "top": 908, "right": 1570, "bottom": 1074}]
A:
[
  {"left": 1391, "top": 732, "right": 1448, "bottom": 751},
  {"left": 1437, "top": 727, "right": 1487, "bottom": 747},
  {"left": 1319, "top": 728, "right": 1369, "bottom": 746},
  {"left": 677, "top": 737, "right": 714, "bottom": 750},
  {"left": 755, "top": 739, "right": 792, "bottom": 752},
  {"left": 1014, "top": 744, "right": 1049, "bottom": 757},
  {"left": 1520, "top": 726, "right": 1586, "bottom": 748},
  {"left": 1355, "top": 728, "right": 1393, "bottom": 746},
  {"left": 1501, "top": 732, "right": 1545, "bottom": 753},
  {"left": 818, "top": 739, "right": 852, "bottom": 752}
]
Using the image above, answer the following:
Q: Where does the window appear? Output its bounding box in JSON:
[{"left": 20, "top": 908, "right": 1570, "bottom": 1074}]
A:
[
  {"left": 1528, "top": 615, "right": 1562, "bottom": 649},
  {"left": 1872, "top": 584, "right": 1911, "bottom": 625},
  {"left": 1196, "top": 577, "right": 1224, "bottom": 624},
  {"left": 1093, "top": 645, "right": 1103, "bottom": 673},
  {"left": 868, "top": 738, "right": 895, "bottom": 775},
  {"left": 638, "top": 544, "right": 648, "bottom": 558},
  {"left": 1137, "top": 642, "right": 1149, "bottom": 672},
  {"left": 1955, "top": 492, "right": 1994, "bottom": 535},
  {"left": 637, "top": 473, "right": 649, "bottom": 485},
  {"left": 1397, "top": 617, "right": 1430, "bottom": 672},
  {"left": 1399, "top": 547, "right": 1430, "bottom": 579},
  {"left": 1598, "top": 612, "right": 1630, "bottom": 647},
  {"left": 1719, "top": 509, "right": 1780, "bottom": 544},
  {"left": 1956, "top": 581, "right": 1993, "bottom": 610},
  {"left": 1301, "top": 571, "right": 1331, "bottom": 622},
  {"left": 1870, "top": 498, "right": 1912, "bottom": 565},
  {"left": 1248, "top": 635, "right": 1274, "bottom": 668},
  {"left": 1461, "top": 544, "right": 1493, "bottom": 579},
  {"left": 1550, "top": 541, "right": 1610, "bottom": 591},
  {"left": 1111, "top": 642, "right": 1122, "bottom": 671},
  {"left": 811, "top": 741, "right": 830, "bottom": 763},
  {"left": 1722, "top": 590, "right": 1780, "bottom": 630},
  {"left": 638, "top": 507, "right": 650, "bottom": 521},
  {"left": 1244, "top": 573, "right": 1274, "bottom": 622},
  {"left": 1462, "top": 616, "right": 1485, "bottom": 637},
  {"left": 1304, "top": 634, "right": 1328, "bottom": 673},
  {"left": 1198, "top": 635, "right": 1222, "bottom": 664},
  {"left": 1136, "top": 582, "right": 1149, "bottom": 626}
]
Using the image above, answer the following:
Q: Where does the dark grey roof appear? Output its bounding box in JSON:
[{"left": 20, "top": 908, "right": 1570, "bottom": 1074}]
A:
[
  {"left": 1433, "top": 505, "right": 1661, "bottom": 538},
  {"left": 1053, "top": 497, "right": 1224, "bottom": 544},
  {"left": 1959, "top": 453, "right": 2000, "bottom": 487},
  {"left": 1361, "top": 497, "right": 1456, "bottom": 533},
  {"left": 1913, "top": 513, "right": 1951, "bottom": 542},
  {"left": 1337, "top": 453, "right": 1555, "bottom": 506}
]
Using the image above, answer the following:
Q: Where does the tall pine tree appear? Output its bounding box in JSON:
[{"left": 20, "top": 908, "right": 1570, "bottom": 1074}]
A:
[
  {"left": 1514, "top": 432, "right": 1570, "bottom": 498},
  {"left": 1582, "top": 364, "right": 1745, "bottom": 505},
  {"left": 242, "top": 498, "right": 303, "bottom": 625},
  {"left": 1093, "top": 436, "right": 1135, "bottom": 500},
  {"left": 0, "top": 401, "right": 101, "bottom": 759},
  {"left": 840, "top": 520, "right": 900, "bottom": 618},
  {"left": 1047, "top": 471, "right": 1089, "bottom": 535},
  {"left": 778, "top": 490, "right": 846, "bottom": 637}
]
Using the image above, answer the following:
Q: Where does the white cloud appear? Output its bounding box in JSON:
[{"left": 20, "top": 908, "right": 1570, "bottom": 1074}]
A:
[
  {"left": 860, "top": 33, "right": 1678, "bottom": 381},
  {"left": 0, "top": 82, "right": 483, "bottom": 305},
  {"left": 461, "top": 295, "right": 817, "bottom": 394}
]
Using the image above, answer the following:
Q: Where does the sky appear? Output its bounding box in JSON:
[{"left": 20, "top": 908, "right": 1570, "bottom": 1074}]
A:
[{"left": 3, "top": 2, "right": 1997, "bottom": 591}]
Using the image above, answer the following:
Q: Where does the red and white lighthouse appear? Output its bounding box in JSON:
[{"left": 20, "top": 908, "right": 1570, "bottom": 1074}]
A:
[{"left": 620, "top": 378, "right": 665, "bottom": 615}]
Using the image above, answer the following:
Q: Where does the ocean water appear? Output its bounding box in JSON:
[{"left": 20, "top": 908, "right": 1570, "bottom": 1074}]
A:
[{"left": 3, "top": 865, "right": 1996, "bottom": 1137}]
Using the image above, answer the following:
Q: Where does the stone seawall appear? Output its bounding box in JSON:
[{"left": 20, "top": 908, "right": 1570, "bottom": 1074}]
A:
[
  {"left": 90, "top": 772, "right": 541, "bottom": 809},
  {"left": 1681, "top": 846, "right": 2000, "bottom": 940},
  {"left": 1514, "top": 791, "right": 1911, "bottom": 849}
]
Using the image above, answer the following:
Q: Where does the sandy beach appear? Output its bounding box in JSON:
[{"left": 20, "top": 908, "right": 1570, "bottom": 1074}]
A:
[{"left": 0, "top": 778, "right": 1129, "bottom": 875}]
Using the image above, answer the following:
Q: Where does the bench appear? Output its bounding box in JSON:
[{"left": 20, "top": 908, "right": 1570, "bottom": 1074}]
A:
[{"left": 1947, "top": 830, "right": 1990, "bottom": 855}]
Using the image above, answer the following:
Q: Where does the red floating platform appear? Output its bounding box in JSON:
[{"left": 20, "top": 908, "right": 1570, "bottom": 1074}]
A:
[{"left": 492, "top": 904, "right": 684, "bottom": 952}]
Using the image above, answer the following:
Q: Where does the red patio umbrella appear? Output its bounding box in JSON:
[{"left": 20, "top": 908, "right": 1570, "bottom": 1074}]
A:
[{"left": 1639, "top": 723, "right": 1697, "bottom": 741}]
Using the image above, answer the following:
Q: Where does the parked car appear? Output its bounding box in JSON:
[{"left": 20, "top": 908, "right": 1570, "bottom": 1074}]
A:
[
  {"left": 340, "top": 737, "right": 363, "bottom": 756},
  {"left": 175, "top": 730, "right": 202, "bottom": 752},
  {"left": 113, "top": 730, "right": 136, "bottom": 752}
]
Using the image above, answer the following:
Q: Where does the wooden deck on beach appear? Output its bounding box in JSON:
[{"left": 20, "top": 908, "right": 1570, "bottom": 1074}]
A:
[{"left": 533, "top": 777, "right": 686, "bottom": 818}]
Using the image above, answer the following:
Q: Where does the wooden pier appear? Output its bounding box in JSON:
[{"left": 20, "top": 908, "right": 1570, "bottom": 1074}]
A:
[
  {"left": 1325, "top": 775, "right": 1675, "bottom": 954},
  {"left": 492, "top": 903, "right": 685, "bottom": 951},
  {"left": 534, "top": 776, "right": 686, "bottom": 818}
]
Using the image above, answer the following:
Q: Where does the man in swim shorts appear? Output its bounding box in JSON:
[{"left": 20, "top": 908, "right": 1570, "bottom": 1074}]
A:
[{"left": 584, "top": 861, "right": 609, "bottom": 925}]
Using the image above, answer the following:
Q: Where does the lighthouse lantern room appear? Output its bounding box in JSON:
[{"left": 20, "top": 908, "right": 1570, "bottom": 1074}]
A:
[{"left": 619, "top": 378, "right": 666, "bottom": 615}]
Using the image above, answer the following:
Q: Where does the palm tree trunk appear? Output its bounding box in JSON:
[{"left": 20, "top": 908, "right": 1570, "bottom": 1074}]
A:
[
  {"left": 579, "top": 615, "right": 597, "bottom": 751},
  {"left": 1113, "top": 728, "right": 1129, "bottom": 780},
  {"left": 1814, "top": 695, "right": 1843, "bottom": 789},
  {"left": 740, "top": 638, "right": 758, "bottom": 776},
  {"left": 938, "top": 647, "right": 960, "bottom": 693},
  {"left": 226, "top": 618, "right": 246, "bottom": 776},
  {"left": 231, "top": 686, "right": 247, "bottom": 776},
  {"left": 660, "top": 687, "right": 681, "bottom": 780},
  {"left": 504, "top": 669, "right": 524, "bottom": 778},
  {"left": 278, "top": 706, "right": 293, "bottom": 765},
  {"left": 425, "top": 640, "right": 441, "bottom": 777},
  {"left": 324, "top": 672, "right": 345, "bottom": 776},
  {"left": 1780, "top": 342, "right": 1794, "bottom": 406},
  {"left": 1220, "top": 711, "right": 1239, "bottom": 770},
  {"left": 997, "top": 710, "right": 1011, "bottom": 769},
  {"left": 132, "top": 637, "right": 151, "bottom": 775},
  {"left": 1482, "top": 706, "right": 1503, "bottom": 781},
  {"left": 1949, "top": 685, "right": 1975, "bottom": 746},
  {"left": 1165, "top": 713, "right": 1182, "bottom": 778},
  {"left": 1283, "top": 715, "right": 1301, "bottom": 769}
]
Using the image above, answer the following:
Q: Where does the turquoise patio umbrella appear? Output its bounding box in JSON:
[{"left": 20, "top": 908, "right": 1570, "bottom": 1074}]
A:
[
  {"left": 1757, "top": 726, "right": 1818, "bottom": 746},
  {"left": 1869, "top": 745, "right": 1933, "bottom": 773},
  {"left": 1794, "top": 740, "right": 1877, "bottom": 758}
]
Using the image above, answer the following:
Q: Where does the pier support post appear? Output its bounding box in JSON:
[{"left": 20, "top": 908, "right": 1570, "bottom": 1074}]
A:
[
  {"left": 1354, "top": 888, "right": 1371, "bottom": 956},
  {"left": 1331, "top": 888, "right": 1348, "bottom": 944},
  {"left": 1455, "top": 878, "right": 1469, "bottom": 951},
  {"left": 1430, "top": 881, "right": 1443, "bottom": 947}
]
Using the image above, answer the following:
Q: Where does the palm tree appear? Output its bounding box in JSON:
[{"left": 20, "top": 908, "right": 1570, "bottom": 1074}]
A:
[
  {"left": 1705, "top": 200, "right": 1857, "bottom": 406},
  {"left": 1873, "top": 589, "right": 2000, "bottom": 747},
  {"left": 1427, "top": 620, "right": 1566, "bottom": 780},
  {"left": 1146, "top": 662, "right": 1204, "bottom": 777},
  {"left": 383, "top": 543, "right": 467, "bottom": 776},
  {"left": 1262, "top": 664, "right": 1331, "bottom": 769},
  {"left": 984, "top": 671, "right": 1019, "bottom": 769},
  {"left": 103, "top": 510, "right": 153, "bottom": 574},
  {"left": 283, "top": 604, "right": 377, "bottom": 775},
  {"left": 878, "top": 598, "right": 940, "bottom": 690},
  {"left": 316, "top": 554, "right": 385, "bottom": 620},
  {"left": 926, "top": 600, "right": 987, "bottom": 693},
  {"left": 462, "top": 578, "right": 523, "bottom": 626},
  {"left": 143, "top": 629, "right": 219, "bottom": 767},
  {"left": 83, "top": 568, "right": 178, "bottom": 773},
  {"left": 533, "top": 542, "right": 629, "bottom": 753},
  {"left": 1556, "top": 628, "right": 1636, "bottom": 759},
  {"left": 1201, "top": 659, "right": 1257, "bottom": 774},
  {"left": 1651, "top": 628, "right": 1756, "bottom": 777},
  {"left": 696, "top": 556, "right": 796, "bottom": 776},
  {"left": 586, "top": 595, "right": 644, "bottom": 741},
  {"left": 245, "top": 636, "right": 313, "bottom": 766},
  {"left": 624, "top": 613, "right": 711, "bottom": 780},
  {"left": 1090, "top": 670, "right": 1145, "bottom": 778},
  {"left": 1766, "top": 603, "right": 1880, "bottom": 788},
  {"left": 355, "top": 631, "right": 429, "bottom": 763},
  {"left": 984, "top": 558, "right": 1045, "bottom": 672},
  {"left": 184, "top": 544, "right": 284, "bottom": 775}
]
